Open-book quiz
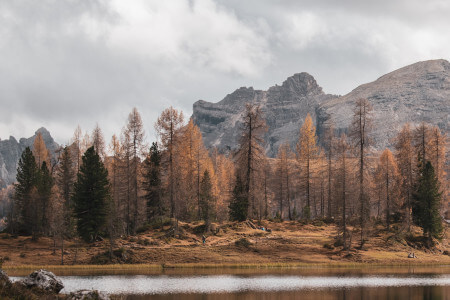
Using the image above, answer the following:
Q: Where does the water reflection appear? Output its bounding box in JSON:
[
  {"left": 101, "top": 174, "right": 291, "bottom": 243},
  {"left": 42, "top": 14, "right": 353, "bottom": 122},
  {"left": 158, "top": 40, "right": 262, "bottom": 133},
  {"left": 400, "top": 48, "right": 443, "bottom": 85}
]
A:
[{"left": 29, "top": 274, "right": 450, "bottom": 298}]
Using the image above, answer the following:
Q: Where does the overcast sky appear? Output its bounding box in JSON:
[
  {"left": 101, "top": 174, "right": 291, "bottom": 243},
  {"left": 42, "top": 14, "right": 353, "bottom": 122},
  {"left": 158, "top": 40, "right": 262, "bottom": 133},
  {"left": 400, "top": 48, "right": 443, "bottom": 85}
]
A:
[{"left": 1, "top": 0, "right": 449, "bottom": 145}]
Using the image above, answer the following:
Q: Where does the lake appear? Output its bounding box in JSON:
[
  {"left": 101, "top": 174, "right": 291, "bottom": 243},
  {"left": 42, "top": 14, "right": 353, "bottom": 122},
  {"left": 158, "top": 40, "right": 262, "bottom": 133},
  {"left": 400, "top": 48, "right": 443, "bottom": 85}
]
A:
[{"left": 10, "top": 267, "right": 450, "bottom": 299}]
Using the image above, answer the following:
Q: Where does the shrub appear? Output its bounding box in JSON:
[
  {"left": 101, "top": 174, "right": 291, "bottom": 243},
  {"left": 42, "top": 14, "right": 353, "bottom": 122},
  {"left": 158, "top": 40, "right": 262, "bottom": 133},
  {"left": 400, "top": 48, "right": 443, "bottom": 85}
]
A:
[
  {"left": 235, "top": 238, "right": 252, "bottom": 248},
  {"left": 323, "top": 243, "right": 334, "bottom": 250}
]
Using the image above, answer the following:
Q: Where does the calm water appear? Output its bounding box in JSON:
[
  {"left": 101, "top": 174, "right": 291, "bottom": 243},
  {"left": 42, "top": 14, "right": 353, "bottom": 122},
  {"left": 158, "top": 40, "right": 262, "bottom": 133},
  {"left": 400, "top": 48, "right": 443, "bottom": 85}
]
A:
[{"left": 10, "top": 268, "right": 450, "bottom": 299}]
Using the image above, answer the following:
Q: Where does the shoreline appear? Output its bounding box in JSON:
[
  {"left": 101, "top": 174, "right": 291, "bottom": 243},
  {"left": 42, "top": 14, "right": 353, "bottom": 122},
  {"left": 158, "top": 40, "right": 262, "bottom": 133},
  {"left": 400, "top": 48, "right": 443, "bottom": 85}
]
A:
[{"left": 5, "top": 262, "right": 450, "bottom": 276}]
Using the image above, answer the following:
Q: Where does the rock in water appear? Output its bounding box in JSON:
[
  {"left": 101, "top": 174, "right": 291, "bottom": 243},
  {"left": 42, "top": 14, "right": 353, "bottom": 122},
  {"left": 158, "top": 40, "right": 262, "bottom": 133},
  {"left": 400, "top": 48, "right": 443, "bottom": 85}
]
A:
[
  {"left": 68, "top": 289, "right": 110, "bottom": 300},
  {"left": 20, "top": 269, "right": 64, "bottom": 293}
]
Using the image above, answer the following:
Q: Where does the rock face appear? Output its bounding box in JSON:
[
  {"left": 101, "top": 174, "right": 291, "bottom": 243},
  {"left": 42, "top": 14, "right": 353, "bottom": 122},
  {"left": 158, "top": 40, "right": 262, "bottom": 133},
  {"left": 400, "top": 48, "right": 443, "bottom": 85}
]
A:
[
  {"left": 20, "top": 269, "right": 64, "bottom": 294},
  {"left": 192, "top": 59, "right": 450, "bottom": 156},
  {"left": 0, "top": 127, "right": 58, "bottom": 188},
  {"left": 317, "top": 59, "right": 450, "bottom": 150},
  {"left": 193, "top": 73, "right": 335, "bottom": 156}
]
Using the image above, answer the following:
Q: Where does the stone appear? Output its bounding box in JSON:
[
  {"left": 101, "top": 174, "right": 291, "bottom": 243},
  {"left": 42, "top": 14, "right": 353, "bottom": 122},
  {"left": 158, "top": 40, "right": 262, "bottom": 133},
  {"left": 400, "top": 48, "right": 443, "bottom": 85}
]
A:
[
  {"left": 67, "top": 289, "right": 110, "bottom": 300},
  {"left": 0, "top": 269, "right": 11, "bottom": 285},
  {"left": 20, "top": 269, "right": 64, "bottom": 293}
]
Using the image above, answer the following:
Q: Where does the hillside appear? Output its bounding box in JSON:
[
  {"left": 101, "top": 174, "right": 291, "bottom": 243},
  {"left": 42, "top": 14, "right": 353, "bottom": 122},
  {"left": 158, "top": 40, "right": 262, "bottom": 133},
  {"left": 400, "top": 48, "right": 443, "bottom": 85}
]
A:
[
  {"left": 1, "top": 220, "right": 450, "bottom": 272},
  {"left": 192, "top": 59, "right": 450, "bottom": 156}
]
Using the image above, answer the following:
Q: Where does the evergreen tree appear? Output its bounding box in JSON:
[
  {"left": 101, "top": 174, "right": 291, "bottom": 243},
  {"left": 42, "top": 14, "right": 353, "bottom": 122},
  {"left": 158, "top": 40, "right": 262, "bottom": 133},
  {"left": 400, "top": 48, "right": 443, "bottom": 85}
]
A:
[
  {"left": 199, "top": 170, "right": 214, "bottom": 230},
  {"left": 72, "top": 147, "right": 110, "bottom": 242},
  {"left": 14, "top": 147, "right": 38, "bottom": 235},
  {"left": 56, "top": 146, "right": 76, "bottom": 236},
  {"left": 143, "top": 142, "right": 164, "bottom": 222},
  {"left": 412, "top": 161, "right": 443, "bottom": 244},
  {"left": 229, "top": 174, "right": 248, "bottom": 221},
  {"left": 37, "top": 161, "right": 53, "bottom": 235}
]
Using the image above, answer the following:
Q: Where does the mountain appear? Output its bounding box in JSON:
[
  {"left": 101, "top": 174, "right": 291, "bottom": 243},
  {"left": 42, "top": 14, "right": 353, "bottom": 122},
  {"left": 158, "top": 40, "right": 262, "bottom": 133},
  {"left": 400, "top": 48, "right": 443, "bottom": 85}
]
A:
[
  {"left": 193, "top": 73, "right": 336, "bottom": 156},
  {"left": 317, "top": 59, "right": 450, "bottom": 150},
  {"left": 192, "top": 59, "right": 450, "bottom": 156},
  {"left": 0, "top": 128, "right": 59, "bottom": 188}
]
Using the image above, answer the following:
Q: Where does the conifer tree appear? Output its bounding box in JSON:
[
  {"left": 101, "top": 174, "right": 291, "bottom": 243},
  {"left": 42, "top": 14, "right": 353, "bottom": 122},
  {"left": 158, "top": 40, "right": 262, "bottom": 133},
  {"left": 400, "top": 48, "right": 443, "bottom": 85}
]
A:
[
  {"left": 72, "top": 147, "right": 110, "bottom": 242},
  {"left": 413, "top": 161, "right": 443, "bottom": 245},
  {"left": 235, "top": 103, "right": 267, "bottom": 219},
  {"left": 14, "top": 147, "right": 38, "bottom": 235},
  {"left": 37, "top": 161, "right": 53, "bottom": 235},
  {"left": 229, "top": 174, "right": 248, "bottom": 222},
  {"left": 143, "top": 142, "right": 164, "bottom": 222},
  {"left": 395, "top": 124, "right": 414, "bottom": 231},
  {"left": 155, "top": 106, "right": 184, "bottom": 218},
  {"left": 297, "top": 113, "right": 318, "bottom": 219},
  {"left": 350, "top": 98, "right": 373, "bottom": 248},
  {"left": 374, "top": 149, "right": 399, "bottom": 230},
  {"left": 199, "top": 170, "right": 214, "bottom": 230}
]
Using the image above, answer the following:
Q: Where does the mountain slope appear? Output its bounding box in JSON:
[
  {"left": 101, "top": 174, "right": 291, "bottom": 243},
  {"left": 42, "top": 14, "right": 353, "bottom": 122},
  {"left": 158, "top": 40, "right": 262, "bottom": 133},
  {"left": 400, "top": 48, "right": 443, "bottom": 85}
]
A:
[
  {"left": 193, "top": 59, "right": 450, "bottom": 156},
  {"left": 193, "top": 73, "right": 335, "bottom": 156},
  {"left": 317, "top": 59, "right": 450, "bottom": 149}
]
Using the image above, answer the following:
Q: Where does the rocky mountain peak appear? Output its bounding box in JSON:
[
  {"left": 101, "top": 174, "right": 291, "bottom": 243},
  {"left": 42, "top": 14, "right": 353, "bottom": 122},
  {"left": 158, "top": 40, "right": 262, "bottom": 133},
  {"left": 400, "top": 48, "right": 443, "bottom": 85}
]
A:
[
  {"left": 279, "top": 72, "right": 324, "bottom": 97},
  {"left": 0, "top": 128, "right": 59, "bottom": 188}
]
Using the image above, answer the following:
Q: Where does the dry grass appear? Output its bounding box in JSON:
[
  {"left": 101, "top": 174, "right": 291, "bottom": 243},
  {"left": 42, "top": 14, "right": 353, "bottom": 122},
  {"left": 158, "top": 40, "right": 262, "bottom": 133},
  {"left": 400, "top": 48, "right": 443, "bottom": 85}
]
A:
[{"left": 1, "top": 220, "right": 450, "bottom": 276}]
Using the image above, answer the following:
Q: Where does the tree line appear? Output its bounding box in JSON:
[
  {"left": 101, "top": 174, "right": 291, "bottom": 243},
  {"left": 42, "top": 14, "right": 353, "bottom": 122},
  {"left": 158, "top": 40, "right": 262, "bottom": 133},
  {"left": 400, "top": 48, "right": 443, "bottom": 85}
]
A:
[{"left": 4, "top": 99, "right": 448, "bottom": 258}]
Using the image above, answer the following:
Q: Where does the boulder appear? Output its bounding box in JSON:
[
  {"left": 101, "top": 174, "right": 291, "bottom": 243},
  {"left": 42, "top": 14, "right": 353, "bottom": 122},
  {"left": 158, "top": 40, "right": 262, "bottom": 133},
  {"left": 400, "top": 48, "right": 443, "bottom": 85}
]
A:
[
  {"left": 20, "top": 269, "right": 64, "bottom": 293},
  {"left": 0, "top": 269, "right": 11, "bottom": 285},
  {"left": 68, "top": 289, "right": 110, "bottom": 300}
]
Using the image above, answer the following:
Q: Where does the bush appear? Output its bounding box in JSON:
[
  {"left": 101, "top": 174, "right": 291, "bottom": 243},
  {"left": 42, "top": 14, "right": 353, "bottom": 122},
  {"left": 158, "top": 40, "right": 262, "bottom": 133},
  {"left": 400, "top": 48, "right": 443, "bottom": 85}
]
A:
[
  {"left": 235, "top": 238, "right": 252, "bottom": 248},
  {"left": 323, "top": 243, "right": 334, "bottom": 250}
]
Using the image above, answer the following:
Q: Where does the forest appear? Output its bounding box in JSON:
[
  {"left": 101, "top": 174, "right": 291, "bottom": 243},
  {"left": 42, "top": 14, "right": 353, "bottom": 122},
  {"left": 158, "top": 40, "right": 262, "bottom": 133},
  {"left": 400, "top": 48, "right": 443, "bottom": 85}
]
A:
[{"left": 0, "top": 98, "right": 447, "bottom": 258}]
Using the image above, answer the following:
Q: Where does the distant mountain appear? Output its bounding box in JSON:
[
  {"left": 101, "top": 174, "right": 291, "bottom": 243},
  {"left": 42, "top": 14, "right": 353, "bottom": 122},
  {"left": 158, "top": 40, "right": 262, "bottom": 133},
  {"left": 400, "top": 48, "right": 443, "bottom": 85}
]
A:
[
  {"left": 317, "top": 59, "right": 450, "bottom": 150},
  {"left": 192, "top": 59, "right": 450, "bottom": 156},
  {"left": 193, "top": 73, "right": 336, "bottom": 156},
  {"left": 0, "top": 128, "right": 59, "bottom": 188}
]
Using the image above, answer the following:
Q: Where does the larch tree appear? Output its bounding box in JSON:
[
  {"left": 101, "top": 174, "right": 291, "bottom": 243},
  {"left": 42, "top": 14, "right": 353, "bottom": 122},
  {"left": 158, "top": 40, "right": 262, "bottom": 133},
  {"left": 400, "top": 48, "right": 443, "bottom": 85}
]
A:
[
  {"left": 122, "top": 107, "right": 146, "bottom": 235},
  {"left": 335, "top": 134, "right": 351, "bottom": 250},
  {"left": 297, "top": 113, "right": 318, "bottom": 220},
  {"left": 394, "top": 124, "right": 415, "bottom": 231},
  {"left": 92, "top": 123, "right": 106, "bottom": 160},
  {"left": 375, "top": 149, "right": 400, "bottom": 230},
  {"left": 55, "top": 146, "right": 76, "bottom": 264},
  {"left": 155, "top": 106, "right": 184, "bottom": 219},
  {"left": 277, "top": 142, "right": 294, "bottom": 220},
  {"left": 322, "top": 120, "right": 335, "bottom": 219},
  {"left": 428, "top": 126, "right": 447, "bottom": 209},
  {"left": 32, "top": 132, "right": 49, "bottom": 169},
  {"left": 72, "top": 125, "right": 83, "bottom": 172},
  {"left": 72, "top": 147, "right": 110, "bottom": 243},
  {"left": 235, "top": 103, "right": 267, "bottom": 219},
  {"left": 349, "top": 98, "right": 373, "bottom": 248}
]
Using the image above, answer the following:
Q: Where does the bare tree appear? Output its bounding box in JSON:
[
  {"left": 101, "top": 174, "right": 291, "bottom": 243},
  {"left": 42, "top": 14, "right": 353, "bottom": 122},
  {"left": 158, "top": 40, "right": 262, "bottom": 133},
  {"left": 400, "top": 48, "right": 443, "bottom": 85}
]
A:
[
  {"left": 349, "top": 98, "right": 373, "bottom": 248},
  {"left": 235, "top": 103, "right": 267, "bottom": 219},
  {"left": 155, "top": 106, "right": 184, "bottom": 219}
]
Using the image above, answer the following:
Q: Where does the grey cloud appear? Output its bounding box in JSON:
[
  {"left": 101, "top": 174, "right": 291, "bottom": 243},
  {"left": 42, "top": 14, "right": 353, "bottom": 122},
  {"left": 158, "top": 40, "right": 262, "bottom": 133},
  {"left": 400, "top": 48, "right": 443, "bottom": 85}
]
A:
[{"left": 0, "top": 0, "right": 449, "bottom": 146}]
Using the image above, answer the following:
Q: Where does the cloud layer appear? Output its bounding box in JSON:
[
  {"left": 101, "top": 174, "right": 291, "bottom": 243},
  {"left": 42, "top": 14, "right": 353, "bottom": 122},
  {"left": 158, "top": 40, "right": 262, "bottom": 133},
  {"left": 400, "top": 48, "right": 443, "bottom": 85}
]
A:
[{"left": 0, "top": 0, "right": 449, "bottom": 144}]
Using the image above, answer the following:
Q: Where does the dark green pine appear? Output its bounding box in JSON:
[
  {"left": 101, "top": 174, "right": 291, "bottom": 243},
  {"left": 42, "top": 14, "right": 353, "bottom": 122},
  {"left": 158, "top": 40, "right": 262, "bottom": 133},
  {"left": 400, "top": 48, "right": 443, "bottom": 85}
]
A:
[
  {"left": 72, "top": 146, "right": 110, "bottom": 242},
  {"left": 413, "top": 161, "right": 443, "bottom": 243},
  {"left": 229, "top": 174, "right": 248, "bottom": 222}
]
